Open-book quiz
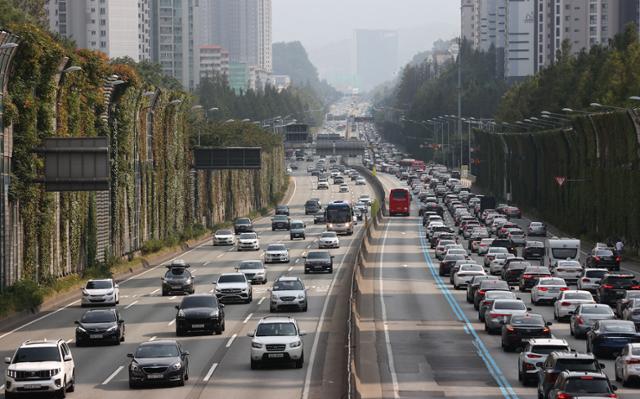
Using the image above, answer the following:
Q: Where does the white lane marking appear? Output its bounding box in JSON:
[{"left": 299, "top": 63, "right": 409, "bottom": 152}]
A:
[
  {"left": 258, "top": 297, "right": 266, "bottom": 305},
  {"left": 306, "top": 244, "right": 312, "bottom": 248},
  {"left": 169, "top": 296, "right": 176, "bottom": 300},
  {"left": 149, "top": 336, "right": 157, "bottom": 341},
  {"left": 378, "top": 221, "right": 400, "bottom": 398},
  {"left": 402, "top": 264, "right": 408, "bottom": 268},
  {"left": 226, "top": 333, "right": 237, "bottom": 348},
  {"left": 0, "top": 384, "right": 4, "bottom": 390},
  {"left": 203, "top": 363, "right": 218, "bottom": 382},
  {"left": 243, "top": 313, "right": 253, "bottom": 324},
  {"left": 302, "top": 220, "right": 363, "bottom": 399},
  {"left": 295, "top": 258, "right": 300, "bottom": 264},
  {"left": 288, "top": 266, "right": 294, "bottom": 271},
  {"left": 217, "top": 253, "right": 224, "bottom": 258},
  {"left": 168, "top": 319, "right": 176, "bottom": 326},
  {"left": 191, "top": 269, "right": 197, "bottom": 273},
  {"left": 124, "top": 301, "right": 138, "bottom": 310},
  {"left": 102, "top": 366, "right": 124, "bottom": 385},
  {"left": 204, "top": 261, "right": 210, "bottom": 266},
  {"left": 209, "top": 289, "right": 214, "bottom": 293},
  {"left": 133, "top": 294, "right": 138, "bottom": 298},
  {"left": 150, "top": 289, "right": 160, "bottom": 295},
  {"left": 0, "top": 299, "right": 79, "bottom": 340},
  {"left": 66, "top": 338, "right": 73, "bottom": 344}
]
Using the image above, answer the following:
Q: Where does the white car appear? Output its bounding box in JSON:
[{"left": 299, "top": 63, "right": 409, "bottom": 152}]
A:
[
  {"left": 317, "top": 181, "right": 329, "bottom": 190},
  {"left": 518, "top": 339, "right": 571, "bottom": 385},
  {"left": 215, "top": 272, "right": 252, "bottom": 303},
  {"left": 615, "top": 343, "right": 640, "bottom": 386},
  {"left": 435, "top": 239, "right": 456, "bottom": 259},
  {"left": 477, "top": 238, "right": 495, "bottom": 255},
  {"left": 4, "top": 339, "right": 75, "bottom": 398},
  {"left": 264, "top": 244, "right": 290, "bottom": 264},
  {"left": 531, "top": 277, "right": 568, "bottom": 305},
  {"left": 453, "top": 265, "right": 486, "bottom": 289},
  {"left": 236, "top": 260, "right": 267, "bottom": 284},
  {"left": 489, "top": 253, "right": 516, "bottom": 275},
  {"left": 81, "top": 278, "right": 119, "bottom": 307},
  {"left": 248, "top": 316, "right": 306, "bottom": 369},
  {"left": 358, "top": 195, "right": 372, "bottom": 205},
  {"left": 213, "top": 229, "right": 235, "bottom": 246},
  {"left": 355, "top": 177, "right": 366, "bottom": 185},
  {"left": 552, "top": 260, "right": 583, "bottom": 285},
  {"left": 553, "top": 290, "right": 595, "bottom": 321},
  {"left": 485, "top": 299, "right": 530, "bottom": 334},
  {"left": 484, "top": 247, "right": 509, "bottom": 267},
  {"left": 269, "top": 276, "right": 307, "bottom": 312},
  {"left": 238, "top": 232, "right": 260, "bottom": 251},
  {"left": 339, "top": 184, "right": 349, "bottom": 193},
  {"left": 318, "top": 231, "right": 340, "bottom": 248}
]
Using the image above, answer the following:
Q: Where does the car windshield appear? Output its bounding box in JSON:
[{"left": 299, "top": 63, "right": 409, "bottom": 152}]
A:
[
  {"left": 564, "top": 378, "right": 610, "bottom": 393},
  {"left": 326, "top": 207, "right": 351, "bottom": 223},
  {"left": 539, "top": 279, "right": 565, "bottom": 286},
  {"left": 135, "top": 343, "right": 180, "bottom": 358},
  {"left": 273, "top": 216, "right": 288, "bottom": 221},
  {"left": 86, "top": 280, "right": 112, "bottom": 289},
  {"left": 216, "top": 230, "right": 232, "bottom": 235},
  {"left": 581, "top": 306, "right": 613, "bottom": 315},
  {"left": 565, "top": 292, "right": 592, "bottom": 300},
  {"left": 524, "top": 267, "right": 548, "bottom": 273},
  {"left": 239, "top": 262, "right": 263, "bottom": 270},
  {"left": 81, "top": 310, "right": 116, "bottom": 323},
  {"left": 438, "top": 240, "right": 455, "bottom": 247},
  {"left": 586, "top": 270, "right": 607, "bottom": 278},
  {"left": 489, "top": 248, "right": 508, "bottom": 253},
  {"left": 511, "top": 315, "right": 544, "bottom": 326},
  {"left": 273, "top": 280, "right": 304, "bottom": 291},
  {"left": 596, "top": 249, "right": 614, "bottom": 257},
  {"left": 321, "top": 232, "right": 337, "bottom": 238},
  {"left": 255, "top": 322, "right": 298, "bottom": 337},
  {"left": 12, "top": 347, "right": 61, "bottom": 363},
  {"left": 166, "top": 268, "right": 189, "bottom": 277},
  {"left": 551, "top": 248, "right": 577, "bottom": 259},
  {"left": 482, "top": 281, "right": 509, "bottom": 290},
  {"left": 236, "top": 218, "right": 251, "bottom": 225},
  {"left": 305, "top": 201, "right": 318, "bottom": 207},
  {"left": 495, "top": 301, "right": 526, "bottom": 310},
  {"left": 555, "top": 359, "right": 599, "bottom": 371},
  {"left": 530, "top": 345, "right": 569, "bottom": 355},
  {"left": 600, "top": 322, "right": 636, "bottom": 333},
  {"left": 267, "top": 244, "right": 286, "bottom": 251},
  {"left": 486, "top": 291, "right": 515, "bottom": 299},
  {"left": 239, "top": 233, "right": 257, "bottom": 240},
  {"left": 307, "top": 252, "right": 330, "bottom": 260},
  {"left": 445, "top": 254, "right": 466, "bottom": 261},
  {"left": 181, "top": 296, "right": 216, "bottom": 308},
  {"left": 291, "top": 223, "right": 304, "bottom": 229},
  {"left": 218, "top": 275, "right": 246, "bottom": 283}
]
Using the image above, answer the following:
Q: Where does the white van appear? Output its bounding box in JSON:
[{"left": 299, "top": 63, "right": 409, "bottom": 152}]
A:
[{"left": 546, "top": 238, "right": 581, "bottom": 269}]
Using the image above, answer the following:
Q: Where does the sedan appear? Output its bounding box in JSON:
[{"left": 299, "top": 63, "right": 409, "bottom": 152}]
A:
[
  {"left": 570, "top": 303, "right": 616, "bottom": 339},
  {"left": 237, "top": 232, "right": 260, "bottom": 251},
  {"left": 318, "top": 231, "right": 340, "bottom": 249},
  {"left": 501, "top": 313, "right": 552, "bottom": 352},
  {"left": 275, "top": 205, "right": 290, "bottom": 216},
  {"left": 553, "top": 290, "right": 595, "bottom": 321},
  {"left": 452, "top": 265, "right": 486, "bottom": 290},
  {"left": 175, "top": 294, "right": 225, "bottom": 335},
  {"left": 304, "top": 251, "right": 334, "bottom": 274},
  {"left": 212, "top": 229, "right": 235, "bottom": 246},
  {"left": 128, "top": 340, "right": 189, "bottom": 388},
  {"left": 485, "top": 299, "right": 530, "bottom": 334},
  {"left": 236, "top": 260, "right": 267, "bottom": 284},
  {"left": 234, "top": 218, "right": 254, "bottom": 234},
  {"left": 614, "top": 343, "right": 640, "bottom": 386},
  {"left": 75, "top": 308, "right": 125, "bottom": 346},
  {"left": 489, "top": 253, "right": 516, "bottom": 275},
  {"left": 478, "top": 290, "right": 517, "bottom": 322},
  {"left": 313, "top": 212, "right": 326, "bottom": 224},
  {"left": 264, "top": 244, "right": 290, "bottom": 264},
  {"left": 552, "top": 260, "right": 583, "bottom": 285},
  {"left": 530, "top": 278, "right": 568, "bottom": 305},
  {"left": 527, "top": 221, "right": 547, "bottom": 236},
  {"left": 587, "top": 320, "right": 640, "bottom": 358}
]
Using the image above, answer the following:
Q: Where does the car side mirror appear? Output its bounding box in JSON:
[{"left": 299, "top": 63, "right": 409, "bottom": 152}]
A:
[
  {"left": 235, "top": 267, "right": 239, "bottom": 272},
  {"left": 219, "top": 303, "right": 225, "bottom": 308},
  {"left": 118, "top": 319, "right": 124, "bottom": 324},
  {"left": 175, "top": 305, "right": 180, "bottom": 310},
  {"left": 600, "top": 363, "right": 606, "bottom": 369},
  {"left": 546, "top": 322, "right": 553, "bottom": 326},
  {"left": 612, "top": 385, "right": 618, "bottom": 391},
  {"left": 183, "top": 351, "right": 190, "bottom": 356},
  {"left": 127, "top": 353, "right": 134, "bottom": 358},
  {"left": 527, "top": 307, "right": 532, "bottom": 311},
  {"left": 4, "top": 357, "right": 11, "bottom": 364},
  {"left": 510, "top": 287, "right": 514, "bottom": 290},
  {"left": 247, "top": 332, "right": 255, "bottom": 337},
  {"left": 114, "top": 284, "right": 119, "bottom": 288},
  {"left": 74, "top": 320, "right": 80, "bottom": 325},
  {"left": 64, "top": 354, "right": 73, "bottom": 362},
  {"left": 303, "top": 256, "right": 307, "bottom": 260},
  {"left": 299, "top": 331, "right": 307, "bottom": 336},
  {"left": 567, "top": 311, "right": 574, "bottom": 315},
  {"left": 331, "top": 256, "right": 335, "bottom": 259}
]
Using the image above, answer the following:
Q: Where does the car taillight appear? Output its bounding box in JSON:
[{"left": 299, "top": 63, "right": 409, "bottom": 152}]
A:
[
  {"left": 490, "top": 313, "right": 508, "bottom": 318},
  {"left": 576, "top": 316, "right": 585, "bottom": 325},
  {"left": 594, "top": 256, "right": 601, "bottom": 262},
  {"left": 616, "top": 256, "right": 622, "bottom": 262},
  {"left": 538, "top": 287, "right": 549, "bottom": 291},
  {"left": 626, "top": 358, "right": 640, "bottom": 364},
  {"left": 581, "top": 278, "right": 591, "bottom": 282},
  {"left": 478, "top": 290, "right": 486, "bottom": 295},
  {"left": 522, "top": 274, "right": 532, "bottom": 279},
  {"left": 526, "top": 353, "right": 542, "bottom": 359},
  {"left": 632, "top": 285, "right": 640, "bottom": 290},
  {"left": 560, "top": 301, "right": 571, "bottom": 306},
  {"left": 556, "top": 393, "right": 572, "bottom": 399},
  {"left": 543, "top": 327, "right": 550, "bottom": 333},
  {"left": 559, "top": 287, "right": 569, "bottom": 291},
  {"left": 602, "top": 284, "right": 614, "bottom": 289}
]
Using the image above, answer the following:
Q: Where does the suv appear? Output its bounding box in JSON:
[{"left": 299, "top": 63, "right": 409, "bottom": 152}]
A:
[
  {"left": 271, "top": 215, "right": 291, "bottom": 231},
  {"left": 523, "top": 241, "right": 545, "bottom": 260},
  {"left": 214, "top": 273, "right": 253, "bottom": 303},
  {"left": 161, "top": 260, "right": 195, "bottom": 296},
  {"left": 289, "top": 220, "right": 306, "bottom": 240},
  {"left": 304, "top": 199, "right": 321, "bottom": 215},
  {"left": 537, "top": 351, "right": 605, "bottom": 399},
  {"left": 304, "top": 251, "right": 334, "bottom": 273},
  {"left": 597, "top": 273, "right": 640, "bottom": 306},
  {"left": 547, "top": 371, "right": 616, "bottom": 399},
  {"left": 175, "top": 294, "right": 225, "bottom": 335},
  {"left": 4, "top": 339, "right": 75, "bottom": 398},
  {"left": 248, "top": 316, "right": 306, "bottom": 369},
  {"left": 270, "top": 276, "right": 308, "bottom": 312},
  {"left": 517, "top": 338, "right": 570, "bottom": 385},
  {"left": 234, "top": 218, "right": 254, "bottom": 234},
  {"left": 577, "top": 268, "right": 608, "bottom": 294},
  {"left": 275, "top": 205, "right": 290, "bottom": 216}
]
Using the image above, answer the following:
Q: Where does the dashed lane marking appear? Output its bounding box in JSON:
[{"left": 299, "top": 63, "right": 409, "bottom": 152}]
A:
[
  {"left": 150, "top": 289, "right": 160, "bottom": 295},
  {"left": 168, "top": 319, "right": 175, "bottom": 326},
  {"left": 203, "top": 363, "right": 218, "bottom": 382},
  {"left": 169, "top": 296, "right": 176, "bottom": 300},
  {"left": 124, "top": 301, "right": 138, "bottom": 310},
  {"left": 102, "top": 366, "right": 123, "bottom": 385},
  {"left": 243, "top": 313, "right": 253, "bottom": 324},
  {"left": 203, "top": 261, "right": 210, "bottom": 266},
  {"left": 216, "top": 253, "right": 224, "bottom": 259},
  {"left": 258, "top": 297, "right": 266, "bottom": 305},
  {"left": 226, "top": 334, "right": 237, "bottom": 348},
  {"left": 288, "top": 266, "right": 293, "bottom": 271}
]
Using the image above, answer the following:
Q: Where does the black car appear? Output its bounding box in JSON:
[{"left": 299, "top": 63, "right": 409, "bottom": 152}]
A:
[
  {"left": 501, "top": 313, "right": 552, "bottom": 351},
  {"left": 586, "top": 247, "right": 621, "bottom": 270},
  {"left": 313, "top": 212, "right": 326, "bottom": 224},
  {"left": 75, "top": 308, "right": 125, "bottom": 346},
  {"left": 333, "top": 176, "right": 344, "bottom": 184},
  {"left": 547, "top": 371, "right": 617, "bottom": 399},
  {"left": 275, "top": 205, "right": 290, "bottom": 216},
  {"left": 305, "top": 200, "right": 321, "bottom": 215},
  {"left": 466, "top": 275, "right": 499, "bottom": 303},
  {"left": 518, "top": 265, "right": 551, "bottom": 292},
  {"left": 501, "top": 261, "right": 529, "bottom": 286},
  {"left": 439, "top": 254, "right": 466, "bottom": 277},
  {"left": 175, "top": 294, "right": 225, "bottom": 336},
  {"left": 473, "top": 279, "right": 511, "bottom": 310},
  {"left": 523, "top": 241, "right": 545, "bottom": 260},
  {"left": 234, "top": 217, "right": 254, "bottom": 234},
  {"left": 586, "top": 320, "right": 640, "bottom": 358},
  {"left": 431, "top": 232, "right": 455, "bottom": 249},
  {"left": 536, "top": 351, "right": 605, "bottom": 399},
  {"left": 491, "top": 239, "right": 517, "bottom": 256},
  {"left": 271, "top": 215, "right": 291, "bottom": 231},
  {"left": 128, "top": 340, "right": 189, "bottom": 388},
  {"left": 597, "top": 273, "right": 640, "bottom": 306},
  {"left": 304, "top": 251, "right": 334, "bottom": 273},
  {"left": 162, "top": 262, "right": 194, "bottom": 296}
]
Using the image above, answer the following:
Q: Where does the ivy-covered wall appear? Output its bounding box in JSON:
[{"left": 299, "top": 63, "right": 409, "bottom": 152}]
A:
[
  {"left": 0, "top": 24, "right": 286, "bottom": 288},
  {"left": 474, "top": 110, "right": 640, "bottom": 251}
]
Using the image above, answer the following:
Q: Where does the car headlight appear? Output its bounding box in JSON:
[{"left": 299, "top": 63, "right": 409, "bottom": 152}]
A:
[
  {"left": 251, "top": 341, "right": 263, "bottom": 349},
  {"left": 256, "top": 271, "right": 265, "bottom": 276},
  {"left": 271, "top": 294, "right": 279, "bottom": 301},
  {"left": 130, "top": 362, "right": 140, "bottom": 372},
  {"left": 290, "top": 340, "right": 302, "bottom": 348},
  {"left": 297, "top": 294, "right": 305, "bottom": 300},
  {"left": 106, "top": 325, "right": 118, "bottom": 332},
  {"left": 76, "top": 325, "right": 87, "bottom": 333},
  {"left": 177, "top": 309, "right": 185, "bottom": 317},
  {"left": 7, "top": 369, "right": 16, "bottom": 378},
  {"left": 82, "top": 289, "right": 89, "bottom": 296},
  {"left": 185, "top": 278, "right": 192, "bottom": 285},
  {"left": 215, "top": 288, "right": 222, "bottom": 293},
  {"left": 241, "top": 287, "right": 248, "bottom": 292},
  {"left": 328, "top": 223, "right": 334, "bottom": 228},
  {"left": 169, "top": 362, "right": 182, "bottom": 371},
  {"left": 209, "top": 310, "right": 219, "bottom": 318},
  {"left": 105, "top": 290, "right": 114, "bottom": 296}
]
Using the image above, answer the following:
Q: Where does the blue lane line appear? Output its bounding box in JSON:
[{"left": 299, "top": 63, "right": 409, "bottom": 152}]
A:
[{"left": 417, "top": 220, "right": 520, "bottom": 399}]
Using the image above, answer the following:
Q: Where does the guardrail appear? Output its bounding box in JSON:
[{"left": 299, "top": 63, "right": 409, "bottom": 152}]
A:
[{"left": 348, "top": 164, "right": 387, "bottom": 216}]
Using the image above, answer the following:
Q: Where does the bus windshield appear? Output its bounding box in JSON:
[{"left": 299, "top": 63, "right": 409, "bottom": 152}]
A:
[{"left": 326, "top": 204, "right": 352, "bottom": 223}]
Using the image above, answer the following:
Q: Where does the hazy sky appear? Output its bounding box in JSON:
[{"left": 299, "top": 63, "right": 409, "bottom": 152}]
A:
[{"left": 272, "top": 0, "right": 460, "bottom": 84}]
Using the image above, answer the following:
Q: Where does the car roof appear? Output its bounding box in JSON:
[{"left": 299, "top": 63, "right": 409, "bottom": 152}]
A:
[
  {"left": 139, "top": 339, "right": 178, "bottom": 347},
  {"left": 549, "top": 351, "right": 596, "bottom": 360},
  {"left": 219, "top": 272, "right": 245, "bottom": 277},
  {"left": 258, "top": 316, "right": 297, "bottom": 324},
  {"left": 19, "top": 339, "right": 63, "bottom": 348},
  {"left": 275, "top": 276, "right": 301, "bottom": 282},
  {"left": 88, "top": 278, "right": 113, "bottom": 282},
  {"left": 560, "top": 370, "right": 608, "bottom": 379},
  {"left": 527, "top": 338, "right": 569, "bottom": 346}
]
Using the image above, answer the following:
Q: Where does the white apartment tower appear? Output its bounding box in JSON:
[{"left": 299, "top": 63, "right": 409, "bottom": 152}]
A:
[{"left": 44, "top": 0, "right": 151, "bottom": 61}]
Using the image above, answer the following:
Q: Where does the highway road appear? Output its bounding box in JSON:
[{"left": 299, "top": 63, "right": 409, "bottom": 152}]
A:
[
  {"left": 0, "top": 163, "right": 372, "bottom": 399},
  {"left": 373, "top": 171, "right": 640, "bottom": 399}
]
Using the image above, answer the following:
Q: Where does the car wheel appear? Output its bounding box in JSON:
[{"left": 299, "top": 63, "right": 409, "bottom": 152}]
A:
[
  {"left": 176, "top": 328, "right": 184, "bottom": 337},
  {"left": 215, "top": 323, "right": 223, "bottom": 335},
  {"left": 328, "top": 267, "right": 333, "bottom": 273},
  {"left": 302, "top": 304, "right": 308, "bottom": 312},
  {"left": 453, "top": 283, "right": 458, "bottom": 290},
  {"left": 270, "top": 306, "right": 276, "bottom": 313},
  {"left": 162, "top": 290, "right": 168, "bottom": 296},
  {"left": 304, "top": 269, "right": 309, "bottom": 274},
  {"left": 518, "top": 367, "right": 523, "bottom": 383},
  {"left": 615, "top": 366, "right": 621, "bottom": 382},
  {"left": 58, "top": 382, "right": 67, "bottom": 398},
  {"left": 67, "top": 371, "right": 75, "bottom": 392},
  {"left": 177, "top": 374, "right": 185, "bottom": 387},
  {"left": 251, "top": 359, "right": 260, "bottom": 370},
  {"left": 184, "top": 367, "right": 189, "bottom": 381},
  {"left": 295, "top": 353, "right": 304, "bottom": 369}
]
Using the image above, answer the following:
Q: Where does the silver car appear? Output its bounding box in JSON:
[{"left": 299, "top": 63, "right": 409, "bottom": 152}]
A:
[
  {"left": 615, "top": 343, "right": 640, "bottom": 385},
  {"left": 527, "top": 221, "right": 547, "bottom": 236},
  {"left": 518, "top": 338, "right": 571, "bottom": 385},
  {"left": 478, "top": 290, "right": 517, "bottom": 322},
  {"left": 236, "top": 260, "right": 267, "bottom": 284},
  {"left": 576, "top": 268, "right": 608, "bottom": 293},
  {"left": 485, "top": 299, "right": 530, "bottom": 334},
  {"left": 269, "top": 276, "right": 307, "bottom": 312},
  {"left": 530, "top": 277, "right": 568, "bottom": 305},
  {"left": 264, "top": 244, "right": 290, "bottom": 264},
  {"left": 569, "top": 303, "right": 615, "bottom": 338}
]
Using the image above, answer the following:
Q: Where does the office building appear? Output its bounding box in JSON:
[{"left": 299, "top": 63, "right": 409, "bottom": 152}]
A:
[
  {"left": 44, "top": 0, "right": 151, "bottom": 61},
  {"left": 354, "top": 29, "right": 398, "bottom": 92},
  {"left": 505, "top": 0, "right": 535, "bottom": 81},
  {"left": 462, "top": 0, "right": 480, "bottom": 48},
  {"left": 195, "top": 45, "right": 230, "bottom": 87}
]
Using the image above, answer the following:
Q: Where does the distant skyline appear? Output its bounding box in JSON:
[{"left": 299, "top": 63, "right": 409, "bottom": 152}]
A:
[{"left": 272, "top": 0, "right": 459, "bottom": 87}]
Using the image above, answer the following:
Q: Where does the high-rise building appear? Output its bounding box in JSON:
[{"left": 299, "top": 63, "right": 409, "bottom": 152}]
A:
[
  {"left": 195, "top": 45, "right": 230, "bottom": 87},
  {"left": 505, "top": 0, "right": 535, "bottom": 81},
  {"left": 44, "top": 0, "right": 151, "bottom": 61},
  {"left": 461, "top": 0, "right": 480, "bottom": 48},
  {"left": 211, "top": 0, "right": 272, "bottom": 73},
  {"left": 354, "top": 29, "right": 398, "bottom": 92}
]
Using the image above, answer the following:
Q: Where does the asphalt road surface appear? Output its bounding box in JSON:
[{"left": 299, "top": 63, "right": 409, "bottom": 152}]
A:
[{"left": 0, "top": 162, "right": 371, "bottom": 399}]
